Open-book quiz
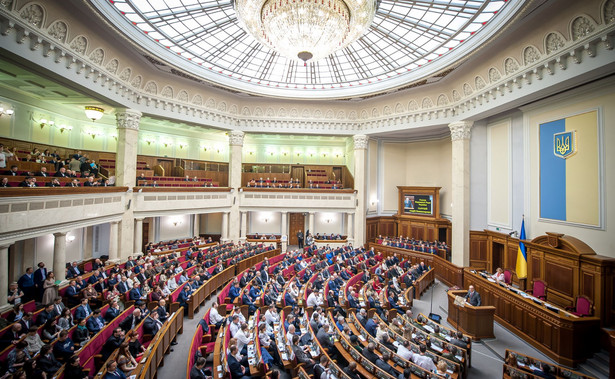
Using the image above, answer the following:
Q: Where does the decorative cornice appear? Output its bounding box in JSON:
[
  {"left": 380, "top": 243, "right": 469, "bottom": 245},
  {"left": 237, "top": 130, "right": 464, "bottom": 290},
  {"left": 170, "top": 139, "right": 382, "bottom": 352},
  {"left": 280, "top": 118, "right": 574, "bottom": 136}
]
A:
[
  {"left": 115, "top": 108, "right": 141, "bottom": 130},
  {"left": 448, "top": 121, "right": 473, "bottom": 141},
  {"left": 228, "top": 130, "right": 245, "bottom": 146},
  {"left": 353, "top": 134, "right": 369, "bottom": 150},
  {"left": 0, "top": 4, "right": 613, "bottom": 136}
]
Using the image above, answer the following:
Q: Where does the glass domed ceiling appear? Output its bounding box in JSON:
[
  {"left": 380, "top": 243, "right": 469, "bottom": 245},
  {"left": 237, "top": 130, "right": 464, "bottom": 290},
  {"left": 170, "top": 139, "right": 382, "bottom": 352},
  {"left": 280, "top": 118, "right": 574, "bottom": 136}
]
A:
[{"left": 93, "top": 0, "right": 519, "bottom": 99}]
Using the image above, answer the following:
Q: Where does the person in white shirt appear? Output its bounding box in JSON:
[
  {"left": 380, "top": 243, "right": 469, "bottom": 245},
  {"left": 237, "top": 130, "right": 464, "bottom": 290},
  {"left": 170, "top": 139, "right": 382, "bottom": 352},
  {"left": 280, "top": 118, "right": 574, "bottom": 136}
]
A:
[
  {"left": 209, "top": 302, "right": 225, "bottom": 327},
  {"left": 286, "top": 324, "right": 297, "bottom": 348},
  {"left": 413, "top": 344, "right": 437, "bottom": 372},
  {"left": 235, "top": 323, "right": 251, "bottom": 354},
  {"left": 376, "top": 322, "right": 388, "bottom": 342},
  {"left": 289, "top": 283, "right": 299, "bottom": 299},
  {"left": 397, "top": 340, "right": 414, "bottom": 361},
  {"left": 167, "top": 277, "right": 178, "bottom": 291},
  {"left": 307, "top": 291, "right": 323, "bottom": 308},
  {"left": 0, "top": 145, "right": 13, "bottom": 169},
  {"left": 230, "top": 307, "right": 245, "bottom": 325},
  {"left": 491, "top": 267, "right": 505, "bottom": 282},
  {"left": 265, "top": 304, "right": 279, "bottom": 325},
  {"left": 229, "top": 315, "right": 241, "bottom": 337}
]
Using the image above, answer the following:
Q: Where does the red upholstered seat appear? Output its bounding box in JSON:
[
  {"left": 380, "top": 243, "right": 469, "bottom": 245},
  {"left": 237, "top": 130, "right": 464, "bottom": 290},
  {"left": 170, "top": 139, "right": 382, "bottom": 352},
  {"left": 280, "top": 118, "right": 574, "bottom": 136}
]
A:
[
  {"left": 503, "top": 269, "right": 512, "bottom": 285},
  {"left": 528, "top": 279, "right": 547, "bottom": 300},
  {"left": 567, "top": 295, "right": 593, "bottom": 317}
]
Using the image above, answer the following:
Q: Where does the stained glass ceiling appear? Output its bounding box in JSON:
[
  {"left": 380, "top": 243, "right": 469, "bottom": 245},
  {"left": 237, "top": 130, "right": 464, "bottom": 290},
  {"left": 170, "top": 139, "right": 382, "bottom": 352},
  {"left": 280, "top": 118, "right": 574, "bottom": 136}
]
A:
[{"left": 92, "top": 0, "right": 521, "bottom": 99}]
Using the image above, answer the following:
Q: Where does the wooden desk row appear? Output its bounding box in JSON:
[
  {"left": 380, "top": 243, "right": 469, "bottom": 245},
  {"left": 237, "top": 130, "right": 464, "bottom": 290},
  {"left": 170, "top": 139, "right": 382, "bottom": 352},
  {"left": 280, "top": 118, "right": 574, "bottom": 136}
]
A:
[{"left": 463, "top": 269, "right": 601, "bottom": 366}]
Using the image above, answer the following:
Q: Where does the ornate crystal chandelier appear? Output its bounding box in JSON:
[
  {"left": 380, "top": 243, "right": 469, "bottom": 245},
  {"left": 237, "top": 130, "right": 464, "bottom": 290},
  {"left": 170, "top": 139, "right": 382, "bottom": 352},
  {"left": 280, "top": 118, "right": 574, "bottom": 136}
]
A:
[{"left": 235, "top": 0, "right": 377, "bottom": 63}]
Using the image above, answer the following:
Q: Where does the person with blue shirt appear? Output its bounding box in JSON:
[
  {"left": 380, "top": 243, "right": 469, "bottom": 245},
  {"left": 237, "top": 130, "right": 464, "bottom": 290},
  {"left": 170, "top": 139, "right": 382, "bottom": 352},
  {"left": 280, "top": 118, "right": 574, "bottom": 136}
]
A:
[
  {"left": 74, "top": 298, "right": 92, "bottom": 320},
  {"left": 228, "top": 282, "right": 241, "bottom": 303},
  {"left": 178, "top": 285, "right": 192, "bottom": 312},
  {"left": 86, "top": 309, "right": 105, "bottom": 334},
  {"left": 365, "top": 315, "right": 378, "bottom": 337}
]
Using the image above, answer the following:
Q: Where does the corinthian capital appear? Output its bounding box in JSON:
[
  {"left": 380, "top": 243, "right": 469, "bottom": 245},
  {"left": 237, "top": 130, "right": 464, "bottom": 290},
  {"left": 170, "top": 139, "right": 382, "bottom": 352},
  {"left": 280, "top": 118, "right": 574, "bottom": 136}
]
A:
[
  {"left": 448, "top": 121, "right": 473, "bottom": 141},
  {"left": 115, "top": 108, "right": 142, "bottom": 131},
  {"left": 353, "top": 134, "right": 369, "bottom": 150},
  {"left": 228, "top": 130, "right": 245, "bottom": 147}
]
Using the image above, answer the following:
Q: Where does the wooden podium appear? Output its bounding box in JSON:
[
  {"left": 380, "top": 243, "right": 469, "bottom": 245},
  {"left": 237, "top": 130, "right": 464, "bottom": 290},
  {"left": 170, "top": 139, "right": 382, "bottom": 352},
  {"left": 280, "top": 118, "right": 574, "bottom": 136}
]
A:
[{"left": 447, "top": 290, "right": 495, "bottom": 340}]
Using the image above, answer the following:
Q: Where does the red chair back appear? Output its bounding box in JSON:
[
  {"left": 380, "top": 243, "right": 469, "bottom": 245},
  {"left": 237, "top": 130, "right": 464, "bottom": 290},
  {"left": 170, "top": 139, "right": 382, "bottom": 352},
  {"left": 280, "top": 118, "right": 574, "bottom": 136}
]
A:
[
  {"left": 532, "top": 279, "right": 547, "bottom": 299},
  {"left": 575, "top": 296, "right": 592, "bottom": 316},
  {"left": 504, "top": 269, "right": 512, "bottom": 285}
]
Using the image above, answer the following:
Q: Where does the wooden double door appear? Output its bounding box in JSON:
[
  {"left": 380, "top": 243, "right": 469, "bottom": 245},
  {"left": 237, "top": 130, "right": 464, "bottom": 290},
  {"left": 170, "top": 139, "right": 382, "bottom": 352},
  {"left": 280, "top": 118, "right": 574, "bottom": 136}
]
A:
[{"left": 288, "top": 213, "right": 305, "bottom": 245}]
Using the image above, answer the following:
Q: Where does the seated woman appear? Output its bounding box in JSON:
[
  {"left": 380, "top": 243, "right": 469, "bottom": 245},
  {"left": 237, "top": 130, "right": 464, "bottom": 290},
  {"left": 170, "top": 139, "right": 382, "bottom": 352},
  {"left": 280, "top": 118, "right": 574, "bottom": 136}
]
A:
[
  {"left": 491, "top": 267, "right": 505, "bottom": 282},
  {"left": 117, "top": 341, "right": 138, "bottom": 374}
]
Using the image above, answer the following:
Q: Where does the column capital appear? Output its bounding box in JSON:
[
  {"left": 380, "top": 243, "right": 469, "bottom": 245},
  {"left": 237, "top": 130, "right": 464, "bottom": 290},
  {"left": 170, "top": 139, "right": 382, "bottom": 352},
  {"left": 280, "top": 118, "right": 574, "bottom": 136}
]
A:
[
  {"left": 0, "top": 241, "right": 14, "bottom": 249},
  {"left": 228, "top": 130, "right": 245, "bottom": 147},
  {"left": 110, "top": 220, "right": 120, "bottom": 225},
  {"left": 116, "top": 108, "right": 142, "bottom": 131},
  {"left": 280, "top": 211, "right": 288, "bottom": 215},
  {"left": 53, "top": 231, "right": 67, "bottom": 237},
  {"left": 448, "top": 121, "right": 474, "bottom": 141},
  {"left": 134, "top": 217, "right": 145, "bottom": 222},
  {"left": 353, "top": 134, "right": 369, "bottom": 150}
]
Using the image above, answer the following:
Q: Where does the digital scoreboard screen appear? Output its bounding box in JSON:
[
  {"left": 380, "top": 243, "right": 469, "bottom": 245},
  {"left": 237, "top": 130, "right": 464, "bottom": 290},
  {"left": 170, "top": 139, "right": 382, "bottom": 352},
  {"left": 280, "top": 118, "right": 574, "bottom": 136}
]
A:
[{"left": 403, "top": 194, "right": 433, "bottom": 215}]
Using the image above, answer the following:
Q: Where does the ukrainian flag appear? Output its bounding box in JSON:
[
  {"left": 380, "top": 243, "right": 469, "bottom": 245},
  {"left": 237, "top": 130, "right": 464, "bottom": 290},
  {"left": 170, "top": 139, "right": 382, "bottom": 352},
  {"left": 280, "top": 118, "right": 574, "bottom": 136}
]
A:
[
  {"left": 515, "top": 219, "right": 527, "bottom": 279},
  {"left": 539, "top": 111, "right": 599, "bottom": 226}
]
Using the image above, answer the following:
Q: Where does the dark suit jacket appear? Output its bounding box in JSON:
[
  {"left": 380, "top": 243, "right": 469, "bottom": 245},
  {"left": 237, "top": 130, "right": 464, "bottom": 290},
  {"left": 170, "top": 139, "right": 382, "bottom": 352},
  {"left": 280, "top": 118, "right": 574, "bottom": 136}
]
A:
[
  {"left": 144, "top": 317, "right": 161, "bottom": 335},
  {"left": 362, "top": 346, "right": 379, "bottom": 364},
  {"left": 465, "top": 290, "right": 481, "bottom": 306},
  {"left": 101, "top": 335, "right": 123, "bottom": 360},
  {"left": 228, "top": 354, "right": 246, "bottom": 379},
  {"left": 376, "top": 358, "right": 397, "bottom": 376},
  {"left": 190, "top": 366, "right": 207, "bottom": 379},
  {"left": 37, "top": 353, "right": 63, "bottom": 374}
]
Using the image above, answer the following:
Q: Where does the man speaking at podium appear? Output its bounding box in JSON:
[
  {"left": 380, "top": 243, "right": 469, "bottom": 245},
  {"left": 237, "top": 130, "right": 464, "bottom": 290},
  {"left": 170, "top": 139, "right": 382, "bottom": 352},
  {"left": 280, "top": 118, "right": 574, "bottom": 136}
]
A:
[{"left": 464, "top": 285, "right": 482, "bottom": 306}]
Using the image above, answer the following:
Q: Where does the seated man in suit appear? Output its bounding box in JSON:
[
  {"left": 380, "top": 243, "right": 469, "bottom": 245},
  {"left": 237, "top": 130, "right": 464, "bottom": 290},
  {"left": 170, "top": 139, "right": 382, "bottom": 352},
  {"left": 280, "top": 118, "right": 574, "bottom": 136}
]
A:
[
  {"left": 37, "top": 303, "right": 56, "bottom": 326},
  {"left": 291, "top": 334, "right": 315, "bottom": 375},
  {"left": 190, "top": 357, "right": 212, "bottom": 379},
  {"left": 86, "top": 309, "right": 105, "bottom": 334},
  {"left": 74, "top": 298, "right": 93, "bottom": 320},
  {"left": 228, "top": 344, "right": 256, "bottom": 379},
  {"left": 178, "top": 285, "right": 192, "bottom": 312},
  {"left": 103, "top": 360, "right": 127, "bottom": 379},
  {"left": 365, "top": 315, "right": 378, "bottom": 337},
  {"left": 376, "top": 351, "right": 397, "bottom": 376},
  {"left": 361, "top": 342, "right": 379, "bottom": 364},
  {"left": 464, "top": 285, "right": 481, "bottom": 306},
  {"left": 144, "top": 311, "right": 164, "bottom": 336},
  {"left": 101, "top": 328, "right": 124, "bottom": 361}
]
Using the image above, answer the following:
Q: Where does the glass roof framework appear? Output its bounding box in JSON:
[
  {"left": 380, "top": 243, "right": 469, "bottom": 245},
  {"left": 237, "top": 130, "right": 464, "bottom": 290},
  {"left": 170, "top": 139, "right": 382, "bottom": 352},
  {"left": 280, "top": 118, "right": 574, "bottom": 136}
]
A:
[{"left": 101, "top": 0, "right": 514, "bottom": 98}]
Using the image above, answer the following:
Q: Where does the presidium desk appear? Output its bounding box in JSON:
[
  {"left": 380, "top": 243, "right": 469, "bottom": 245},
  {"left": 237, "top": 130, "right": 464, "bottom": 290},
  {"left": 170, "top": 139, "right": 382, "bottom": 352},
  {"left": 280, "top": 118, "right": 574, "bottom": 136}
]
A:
[{"left": 462, "top": 269, "right": 601, "bottom": 366}]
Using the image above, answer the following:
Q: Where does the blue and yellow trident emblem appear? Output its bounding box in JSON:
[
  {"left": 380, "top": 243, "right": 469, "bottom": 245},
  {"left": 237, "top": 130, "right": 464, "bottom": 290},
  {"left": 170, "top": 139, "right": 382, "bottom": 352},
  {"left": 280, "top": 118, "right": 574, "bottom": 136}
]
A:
[{"left": 553, "top": 131, "right": 576, "bottom": 159}]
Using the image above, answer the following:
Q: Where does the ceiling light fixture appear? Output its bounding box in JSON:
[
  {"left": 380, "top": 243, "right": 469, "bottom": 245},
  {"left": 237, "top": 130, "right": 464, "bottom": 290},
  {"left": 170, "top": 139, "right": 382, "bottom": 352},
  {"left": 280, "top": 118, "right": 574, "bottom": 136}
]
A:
[
  {"left": 84, "top": 106, "right": 104, "bottom": 121},
  {"left": 235, "top": 0, "right": 376, "bottom": 63}
]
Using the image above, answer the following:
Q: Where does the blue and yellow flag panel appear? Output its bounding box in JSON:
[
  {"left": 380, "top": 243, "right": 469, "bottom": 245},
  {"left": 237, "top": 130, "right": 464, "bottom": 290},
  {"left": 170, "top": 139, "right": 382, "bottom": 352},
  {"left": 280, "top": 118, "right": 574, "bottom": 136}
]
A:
[{"left": 539, "top": 110, "right": 600, "bottom": 226}]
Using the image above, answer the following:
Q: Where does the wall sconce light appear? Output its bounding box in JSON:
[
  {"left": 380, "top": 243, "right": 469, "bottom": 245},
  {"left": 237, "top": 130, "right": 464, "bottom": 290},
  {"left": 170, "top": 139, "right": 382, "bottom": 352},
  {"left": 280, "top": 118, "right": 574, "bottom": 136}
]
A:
[
  {"left": 263, "top": 218, "right": 269, "bottom": 223},
  {"left": 322, "top": 153, "right": 327, "bottom": 157},
  {"left": 86, "top": 131, "right": 103, "bottom": 139},
  {"left": 39, "top": 119, "right": 54, "bottom": 129},
  {"left": 145, "top": 138, "right": 156, "bottom": 145},
  {"left": 56, "top": 124, "right": 73, "bottom": 133},
  {"left": 163, "top": 141, "right": 172, "bottom": 148},
  {"left": 283, "top": 152, "right": 287, "bottom": 156},
  {"left": 84, "top": 106, "right": 104, "bottom": 121},
  {"left": 110, "top": 133, "right": 118, "bottom": 141},
  {"left": 179, "top": 143, "right": 187, "bottom": 149},
  {"left": 201, "top": 146, "right": 208, "bottom": 152},
  {"left": 248, "top": 151, "right": 253, "bottom": 155},
  {"left": 296, "top": 152, "right": 301, "bottom": 157},
  {"left": 0, "top": 106, "right": 14, "bottom": 117},
  {"left": 172, "top": 219, "right": 183, "bottom": 227},
  {"left": 325, "top": 219, "right": 332, "bottom": 224},
  {"left": 269, "top": 152, "right": 274, "bottom": 156},
  {"left": 67, "top": 235, "right": 76, "bottom": 243},
  {"left": 370, "top": 199, "right": 379, "bottom": 206}
]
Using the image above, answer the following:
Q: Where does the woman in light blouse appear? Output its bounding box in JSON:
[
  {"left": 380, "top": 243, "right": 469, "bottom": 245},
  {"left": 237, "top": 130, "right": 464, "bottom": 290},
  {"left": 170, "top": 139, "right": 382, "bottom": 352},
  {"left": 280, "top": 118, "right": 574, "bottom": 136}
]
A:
[{"left": 491, "top": 267, "right": 505, "bottom": 282}]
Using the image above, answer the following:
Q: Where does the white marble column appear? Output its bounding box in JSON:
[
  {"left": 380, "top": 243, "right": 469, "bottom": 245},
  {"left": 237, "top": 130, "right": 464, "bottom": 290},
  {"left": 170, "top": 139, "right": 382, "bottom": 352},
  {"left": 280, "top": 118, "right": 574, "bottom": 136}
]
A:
[
  {"left": 228, "top": 131, "right": 244, "bottom": 242},
  {"left": 134, "top": 218, "right": 144, "bottom": 256},
  {"left": 353, "top": 135, "right": 368, "bottom": 246},
  {"left": 193, "top": 214, "right": 200, "bottom": 237},
  {"left": 83, "top": 227, "right": 93, "bottom": 260},
  {"left": 281, "top": 211, "right": 288, "bottom": 252},
  {"left": 108, "top": 221, "right": 120, "bottom": 262},
  {"left": 239, "top": 211, "right": 247, "bottom": 241},
  {"left": 53, "top": 232, "right": 67, "bottom": 282},
  {"left": 346, "top": 212, "right": 355, "bottom": 244},
  {"left": 116, "top": 109, "right": 140, "bottom": 261},
  {"left": 0, "top": 242, "right": 13, "bottom": 308},
  {"left": 221, "top": 212, "right": 230, "bottom": 242},
  {"left": 449, "top": 121, "right": 473, "bottom": 267},
  {"left": 308, "top": 212, "right": 315, "bottom": 236}
]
